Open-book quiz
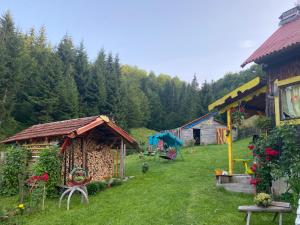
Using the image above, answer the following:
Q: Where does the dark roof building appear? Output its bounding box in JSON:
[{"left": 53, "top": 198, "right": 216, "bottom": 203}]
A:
[
  {"left": 1, "top": 115, "right": 138, "bottom": 183},
  {"left": 1, "top": 115, "right": 136, "bottom": 146}
]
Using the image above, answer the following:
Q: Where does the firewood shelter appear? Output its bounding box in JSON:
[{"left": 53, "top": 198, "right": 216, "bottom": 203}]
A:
[{"left": 0, "top": 115, "right": 138, "bottom": 184}]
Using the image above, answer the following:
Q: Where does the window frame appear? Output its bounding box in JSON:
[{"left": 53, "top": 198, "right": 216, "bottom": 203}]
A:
[{"left": 274, "top": 75, "right": 300, "bottom": 126}]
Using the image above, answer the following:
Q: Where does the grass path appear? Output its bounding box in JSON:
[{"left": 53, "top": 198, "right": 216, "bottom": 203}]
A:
[{"left": 0, "top": 139, "right": 295, "bottom": 224}]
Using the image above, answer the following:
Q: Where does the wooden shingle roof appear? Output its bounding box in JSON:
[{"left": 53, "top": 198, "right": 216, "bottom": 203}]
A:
[{"left": 1, "top": 116, "right": 137, "bottom": 145}]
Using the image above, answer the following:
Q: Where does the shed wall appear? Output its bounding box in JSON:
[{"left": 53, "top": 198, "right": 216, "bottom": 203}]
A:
[{"left": 181, "top": 118, "right": 227, "bottom": 145}]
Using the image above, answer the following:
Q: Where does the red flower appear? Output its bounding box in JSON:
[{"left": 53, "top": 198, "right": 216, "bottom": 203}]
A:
[
  {"left": 265, "top": 146, "right": 272, "bottom": 152},
  {"left": 266, "top": 157, "right": 271, "bottom": 161},
  {"left": 250, "top": 178, "right": 260, "bottom": 186},
  {"left": 250, "top": 163, "right": 257, "bottom": 172},
  {"left": 248, "top": 145, "right": 254, "bottom": 150},
  {"left": 27, "top": 172, "right": 49, "bottom": 184},
  {"left": 265, "top": 147, "right": 279, "bottom": 157}
]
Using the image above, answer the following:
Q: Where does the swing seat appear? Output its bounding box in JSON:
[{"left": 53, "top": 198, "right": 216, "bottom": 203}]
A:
[
  {"left": 159, "top": 155, "right": 173, "bottom": 160},
  {"left": 159, "top": 149, "right": 177, "bottom": 160}
]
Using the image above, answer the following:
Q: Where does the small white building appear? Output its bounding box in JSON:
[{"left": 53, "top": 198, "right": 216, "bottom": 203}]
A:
[
  {"left": 163, "top": 113, "right": 238, "bottom": 146},
  {"left": 180, "top": 114, "right": 228, "bottom": 145}
]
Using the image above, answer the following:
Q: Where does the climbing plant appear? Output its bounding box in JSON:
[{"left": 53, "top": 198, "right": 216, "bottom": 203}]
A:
[
  {"left": 0, "top": 146, "right": 30, "bottom": 196},
  {"left": 32, "top": 146, "right": 62, "bottom": 197}
]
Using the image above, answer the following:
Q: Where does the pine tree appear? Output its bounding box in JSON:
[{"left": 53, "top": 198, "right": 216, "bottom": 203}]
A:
[
  {"left": 56, "top": 35, "right": 79, "bottom": 119},
  {"left": 85, "top": 49, "right": 106, "bottom": 115},
  {"left": 0, "top": 11, "right": 22, "bottom": 135},
  {"left": 74, "top": 42, "right": 89, "bottom": 115}
]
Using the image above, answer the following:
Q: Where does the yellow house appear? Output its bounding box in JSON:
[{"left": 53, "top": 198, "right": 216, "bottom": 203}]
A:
[{"left": 209, "top": 6, "right": 300, "bottom": 175}]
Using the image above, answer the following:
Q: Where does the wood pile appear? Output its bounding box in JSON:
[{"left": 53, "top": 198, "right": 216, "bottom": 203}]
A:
[{"left": 63, "top": 132, "right": 115, "bottom": 183}]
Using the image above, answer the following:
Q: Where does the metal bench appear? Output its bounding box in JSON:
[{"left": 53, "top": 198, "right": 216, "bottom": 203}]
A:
[{"left": 238, "top": 201, "right": 292, "bottom": 225}]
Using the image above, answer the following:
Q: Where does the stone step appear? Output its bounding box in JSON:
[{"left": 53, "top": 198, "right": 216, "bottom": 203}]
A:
[
  {"left": 231, "top": 174, "right": 252, "bottom": 184},
  {"left": 219, "top": 183, "right": 255, "bottom": 194}
]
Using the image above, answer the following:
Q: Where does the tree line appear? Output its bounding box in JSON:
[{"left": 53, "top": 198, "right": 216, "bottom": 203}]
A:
[{"left": 0, "top": 12, "right": 265, "bottom": 139}]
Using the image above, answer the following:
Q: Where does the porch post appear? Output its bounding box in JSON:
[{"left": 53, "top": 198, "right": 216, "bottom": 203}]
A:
[
  {"left": 123, "top": 143, "right": 126, "bottom": 177},
  {"left": 296, "top": 196, "right": 300, "bottom": 225},
  {"left": 120, "top": 138, "right": 124, "bottom": 178},
  {"left": 227, "top": 109, "right": 233, "bottom": 175}
]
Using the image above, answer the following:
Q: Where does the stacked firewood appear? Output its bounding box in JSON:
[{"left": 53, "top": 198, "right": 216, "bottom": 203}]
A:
[
  {"left": 63, "top": 135, "right": 114, "bottom": 182},
  {"left": 87, "top": 146, "right": 113, "bottom": 181}
]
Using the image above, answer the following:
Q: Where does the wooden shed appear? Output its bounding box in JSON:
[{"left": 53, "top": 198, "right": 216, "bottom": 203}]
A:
[
  {"left": 166, "top": 113, "right": 236, "bottom": 146},
  {"left": 0, "top": 115, "right": 138, "bottom": 184}
]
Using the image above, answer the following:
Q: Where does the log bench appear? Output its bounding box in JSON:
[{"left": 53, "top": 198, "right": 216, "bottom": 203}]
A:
[{"left": 238, "top": 202, "right": 292, "bottom": 225}]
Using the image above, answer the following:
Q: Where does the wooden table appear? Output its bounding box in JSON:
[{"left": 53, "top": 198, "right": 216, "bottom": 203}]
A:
[{"left": 238, "top": 202, "right": 292, "bottom": 225}]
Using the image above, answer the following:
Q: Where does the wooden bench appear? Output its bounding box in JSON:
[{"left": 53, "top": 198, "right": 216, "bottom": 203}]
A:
[{"left": 238, "top": 202, "right": 292, "bottom": 225}]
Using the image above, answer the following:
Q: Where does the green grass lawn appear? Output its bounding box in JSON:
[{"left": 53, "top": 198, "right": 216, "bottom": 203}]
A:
[
  {"left": 0, "top": 139, "right": 295, "bottom": 225},
  {"left": 129, "top": 127, "right": 156, "bottom": 144}
]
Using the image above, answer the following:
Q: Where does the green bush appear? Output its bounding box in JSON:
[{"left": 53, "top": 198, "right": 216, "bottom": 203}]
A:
[
  {"left": 255, "top": 116, "right": 274, "bottom": 133},
  {"left": 96, "top": 181, "right": 106, "bottom": 191},
  {"left": 0, "top": 146, "right": 30, "bottom": 196},
  {"left": 250, "top": 125, "right": 300, "bottom": 200},
  {"left": 86, "top": 182, "right": 98, "bottom": 195},
  {"left": 110, "top": 178, "right": 122, "bottom": 187},
  {"left": 32, "top": 146, "right": 62, "bottom": 197}
]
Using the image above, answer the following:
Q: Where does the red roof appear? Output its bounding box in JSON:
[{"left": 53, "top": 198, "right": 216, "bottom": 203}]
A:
[
  {"left": 242, "top": 17, "right": 300, "bottom": 67},
  {"left": 1, "top": 116, "right": 137, "bottom": 145}
]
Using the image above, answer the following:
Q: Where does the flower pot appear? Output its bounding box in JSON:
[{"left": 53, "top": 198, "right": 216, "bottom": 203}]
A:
[{"left": 215, "top": 169, "right": 223, "bottom": 176}]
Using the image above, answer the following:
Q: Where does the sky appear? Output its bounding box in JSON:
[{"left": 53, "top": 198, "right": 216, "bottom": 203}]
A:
[{"left": 0, "top": 0, "right": 296, "bottom": 83}]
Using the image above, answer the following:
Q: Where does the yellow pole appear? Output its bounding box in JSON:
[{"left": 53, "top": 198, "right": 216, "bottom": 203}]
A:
[{"left": 227, "top": 109, "right": 233, "bottom": 175}]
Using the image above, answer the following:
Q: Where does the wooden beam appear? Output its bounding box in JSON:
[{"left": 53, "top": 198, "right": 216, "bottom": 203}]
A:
[
  {"left": 64, "top": 149, "right": 67, "bottom": 185},
  {"left": 80, "top": 138, "right": 84, "bottom": 168},
  {"left": 227, "top": 109, "right": 233, "bottom": 175},
  {"left": 123, "top": 144, "right": 126, "bottom": 177},
  {"left": 120, "top": 138, "right": 124, "bottom": 178},
  {"left": 209, "top": 77, "right": 262, "bottom": 111}
]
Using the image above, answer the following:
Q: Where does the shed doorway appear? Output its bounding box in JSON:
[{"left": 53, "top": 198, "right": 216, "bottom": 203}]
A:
[{"left": 193, "top": 129, "right": 201, "bottom": 145}]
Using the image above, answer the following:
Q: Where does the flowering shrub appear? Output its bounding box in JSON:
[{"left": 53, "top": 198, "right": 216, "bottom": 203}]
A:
[
  {"left": 16, "top": 204, "right": 25, "bottom": 215},
  {"left": 248, "top": 125, "right": 300, "bottom": 198}
]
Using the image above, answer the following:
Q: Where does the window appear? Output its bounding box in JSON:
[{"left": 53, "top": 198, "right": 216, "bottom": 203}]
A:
[
  {"left": 274, "top": 76, "right": 300, "bottom": 126},
  {"left": 280, "top": 82, "right": 300, "bottom": 120}
]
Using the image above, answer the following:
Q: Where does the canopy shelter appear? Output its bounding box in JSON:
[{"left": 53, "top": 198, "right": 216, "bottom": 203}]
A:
[
  {"left": 148, "top": 132, "right": 183, "bottom": 160},
  {"left": 208, "top": 77, "right": 267, "bottom": 175},
  {"left": 1, "top": 115, "right": 138, "bottom": 182},
  {"left": 148, "top": 132, "right": 183, "bottom": 148}
]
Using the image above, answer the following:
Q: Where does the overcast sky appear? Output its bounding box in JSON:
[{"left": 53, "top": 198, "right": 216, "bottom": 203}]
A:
[{"left": 0, "top": 0, "right": 296, "bottom": 83}]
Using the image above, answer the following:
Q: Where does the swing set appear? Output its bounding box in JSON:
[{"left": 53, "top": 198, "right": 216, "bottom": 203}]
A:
[{"left": 147, "top": 132, "right": 183, "bottom": 160}]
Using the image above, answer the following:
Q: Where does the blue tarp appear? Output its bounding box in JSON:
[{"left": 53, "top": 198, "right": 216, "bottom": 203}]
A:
[{"left": 148, "top": 132, "right": 183, "bottom": 147}]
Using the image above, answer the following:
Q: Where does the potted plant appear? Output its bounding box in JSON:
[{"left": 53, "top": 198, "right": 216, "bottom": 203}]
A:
[{"left": 254, "top": 193, "right": 272, "bottom": 207}]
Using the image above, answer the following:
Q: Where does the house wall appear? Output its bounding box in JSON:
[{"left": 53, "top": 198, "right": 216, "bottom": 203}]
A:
[
  {"left": 181, "top": 118, "right": 228, "bottom": 145},
  {"left": 265, "top": 57, "right": 300, "bottom": 118}
]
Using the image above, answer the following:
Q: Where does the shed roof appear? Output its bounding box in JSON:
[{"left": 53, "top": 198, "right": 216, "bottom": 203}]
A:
[
  {"left": 181, "top": 113, "right": 221, "bottom": 129},
  {"left": 208, "top": 77, "right": 266, "bottom": 113},
  {"left": 242, "top": 17, "right": 300, "bottom": 67},
  {"left": 1, "top": 115, "right": 137, "bottom": 145}
]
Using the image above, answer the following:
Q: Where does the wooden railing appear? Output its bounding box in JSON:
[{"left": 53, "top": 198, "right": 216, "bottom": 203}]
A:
[{"left": 22, "top": 143, "right": 51, "bottom": 163}]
